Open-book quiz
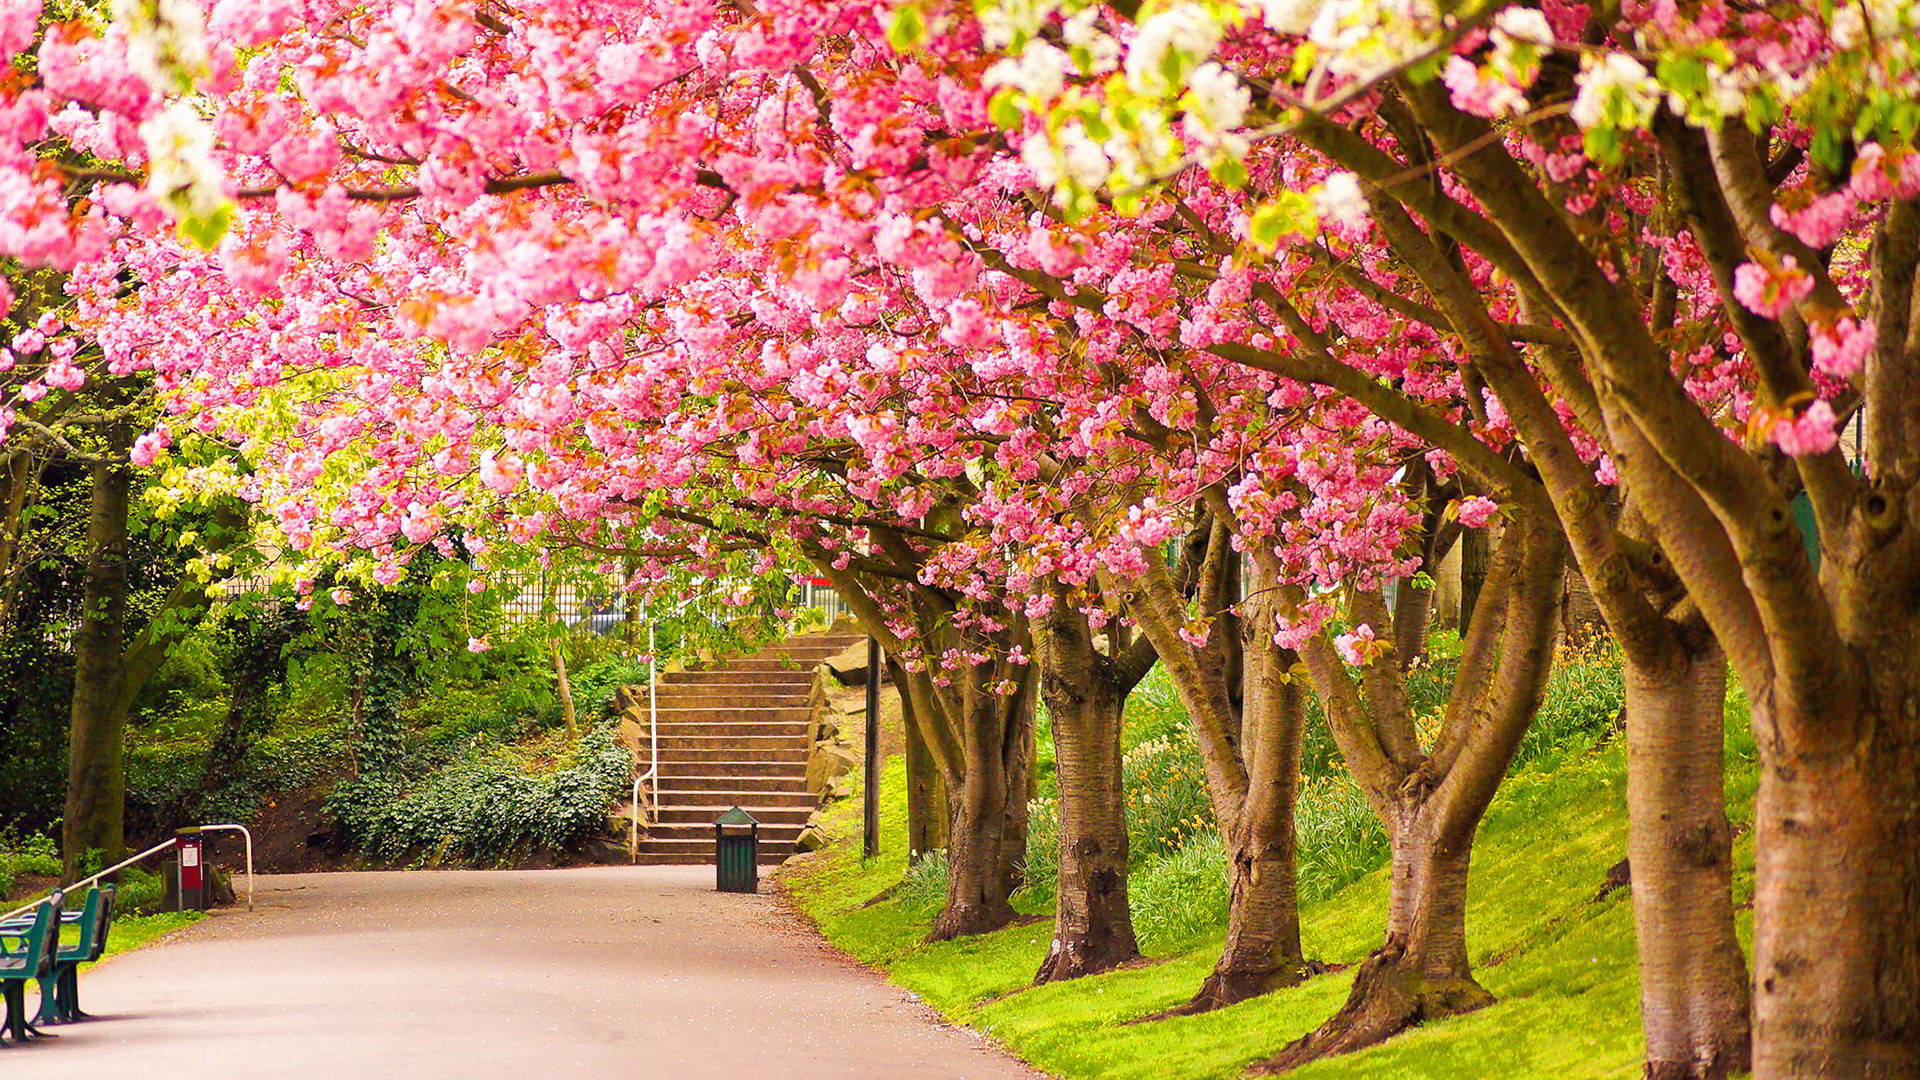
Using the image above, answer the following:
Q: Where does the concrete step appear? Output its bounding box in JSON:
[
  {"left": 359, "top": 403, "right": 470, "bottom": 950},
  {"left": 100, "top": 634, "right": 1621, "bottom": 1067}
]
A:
[
  {"left": 655, "top": 788, "right": 818, "bottom": 807},
  {"left": 659, "top": 746, "right": 808, "bottom": 764},
  {"left": 663, "top": 774, "right": 810, "bottom": 792},
  {"left": 655, "top": 733, "right": 810, "bottom": 751},
  {"left": 636, "top": 834, "right": 799, "bottom": 864},
  {"left": 713, "top": 657, "right": 834, "bottom": 672},
  {"left": 665, "top": 670, "right": 816, "bottom": 687},
  {"left": 654, "top": 804, "right": 813, "bottom": 826},
  {"left": 647, "top": 705, "right": 813, "bottom": 723},
  {"left": 641, "top": 720, "right": 811, "bottom": 739},
  {"left": 630, "top": 850, "right": 790, "bottom": 866},
  {"left": 658, "top": 760, "right": 808, "bottom": 779},
  {"left": 648, "top": 688, "right": 814, "bottom": 705}
]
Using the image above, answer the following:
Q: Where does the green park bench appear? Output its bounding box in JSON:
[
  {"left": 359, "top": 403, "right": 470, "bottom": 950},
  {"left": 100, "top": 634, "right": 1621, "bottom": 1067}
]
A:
[
  {"left": 35, "top": 886, "right": 117, "bottom": 1026},
  {"left": 0, "top": 892, "right": 62, "bottom": 1046}
]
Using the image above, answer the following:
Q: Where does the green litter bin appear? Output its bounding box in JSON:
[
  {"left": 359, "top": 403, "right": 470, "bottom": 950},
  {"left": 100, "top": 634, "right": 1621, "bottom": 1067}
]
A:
[{"left": 715, "top": 806, "right": 760, "bottom": 894}]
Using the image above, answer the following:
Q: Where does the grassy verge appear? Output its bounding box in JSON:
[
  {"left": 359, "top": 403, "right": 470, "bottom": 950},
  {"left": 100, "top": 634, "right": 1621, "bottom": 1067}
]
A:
[
  {"left": 785, "top": 690, "right": 1758, "bottom": 1080},
  {"left": 95, "top": 911, "right": 207, "bottom": 964}
]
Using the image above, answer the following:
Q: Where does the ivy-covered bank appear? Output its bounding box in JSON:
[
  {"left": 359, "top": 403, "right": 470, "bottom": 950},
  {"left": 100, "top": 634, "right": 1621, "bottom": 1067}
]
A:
[{"left": 785, "top": 645, "right": 1760, "bottom": 1080}]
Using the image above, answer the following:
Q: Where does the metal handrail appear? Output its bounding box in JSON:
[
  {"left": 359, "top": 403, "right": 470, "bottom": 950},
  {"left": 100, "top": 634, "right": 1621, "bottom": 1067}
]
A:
[
  {"left": 630, "top": 619, "right": 660, "bottom": 862},
  {"left": 180, "top": 824, "right": 256, "bottom": 911},
  {"left": 0, "top": 838, "right": 179, "bottom": 924},
  {"left": 0, "top": 821, "right": 259, "bottom": 922}
]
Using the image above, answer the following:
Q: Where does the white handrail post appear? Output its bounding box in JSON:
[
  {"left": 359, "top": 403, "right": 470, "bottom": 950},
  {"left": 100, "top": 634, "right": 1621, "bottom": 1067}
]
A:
[
  {"left": 649, "top": 618, "right": 658, "bottom": 824},
  {"left": 630, "top": 616, "right": 660, "bottom": 864},
  {"left": 196, "top": 824, "right": 256, "bottom": 911}
]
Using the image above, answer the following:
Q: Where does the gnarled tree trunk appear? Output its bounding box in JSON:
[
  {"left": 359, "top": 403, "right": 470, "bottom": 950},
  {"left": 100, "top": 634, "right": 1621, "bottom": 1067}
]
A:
[
  {"left": 1748, "top": 681, "right": 1920, "bottom": 1079},
  {"left": 1265, "top": 824, "right": 1489, "bottom": 1072},
  {"left": 1270, "top": 515, "right": 1564, "bottom": 1071},
  {"left": 924, "top": 663, "right": 1034, "bottom": 942},
  {"left": 1182, "top": 577, "right": 1311, "bottom": 1010},
  {"left": 1124, "top": 525, "right": 1314, "bottom": 1012},
  {"left": 63, "top": 452, "right": 133, "bottom": 876},
  {"left": 1033, "top": 589, "right": 1155, "bottom": 983},
  {"left": 1626, "top": 634, "right": 1751, "bottom": 1080}
]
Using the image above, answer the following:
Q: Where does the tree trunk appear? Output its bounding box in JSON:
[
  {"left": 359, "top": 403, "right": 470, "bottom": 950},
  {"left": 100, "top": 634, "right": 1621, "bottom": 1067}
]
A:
[
  {"left": 1262, "top": 821, "right": 1491, "bottom": 1073},
  {"left": 1180, "top": 587, "right": 1311, "bottom": 1010},
  {"left": 552, "top": 637, "right": 579, "bottom": 740},
  {"left": 1458, "top": 524, "right": 1491, "bottom": 633},
  {"left": 1273, "top": 518, "right": 1565, "bottom": 1071},
  {"left": 1034, "top": 602, "right": 1140, "bottom": 982},
  {"left": 904, "top": 699, "right": 948, "bottom": 862},
  {"left": 930, "top": 670, "right": 1032, "bottom": 941},
  {"left": 892, "top": 657, "right": 949, "bottom": 862},
  {"left": 197, "top": 611, "right": 296, "bottom": 802},
  {"left": 1392, "top": 581, "right": 1434, "bottom": 670},
  {"left": 1625, "top": 639, "right": 1752, "bottom": 1080},
  {"left": 63, "top": 454, "right": 134, "bottom": 877},
  {"left": 1748, "top": 689, "right": 1920, "bottom": 1080}
]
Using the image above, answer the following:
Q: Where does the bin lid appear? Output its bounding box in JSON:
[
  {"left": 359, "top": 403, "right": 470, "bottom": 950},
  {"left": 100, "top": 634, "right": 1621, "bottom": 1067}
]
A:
[{"left": 715, "top": 806, "right": 760, "bottom": 826}]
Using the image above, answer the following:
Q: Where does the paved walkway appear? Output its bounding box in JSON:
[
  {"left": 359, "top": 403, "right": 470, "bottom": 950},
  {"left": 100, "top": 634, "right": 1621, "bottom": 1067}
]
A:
[{"left": 18, "top": 867, "right": 1043, "bottom": 1079}]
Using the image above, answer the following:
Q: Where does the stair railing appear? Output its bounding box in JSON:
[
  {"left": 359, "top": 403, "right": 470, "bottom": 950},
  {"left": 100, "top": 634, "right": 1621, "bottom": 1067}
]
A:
[{"left": 630, "top": 618, "right": 660, "bottom": 863}]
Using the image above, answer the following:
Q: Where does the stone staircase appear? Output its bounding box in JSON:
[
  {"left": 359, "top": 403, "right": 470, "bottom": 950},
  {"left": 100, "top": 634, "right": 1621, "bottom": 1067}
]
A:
[{"left": 629, "top": 630, "right": 864, "bottom": 864}]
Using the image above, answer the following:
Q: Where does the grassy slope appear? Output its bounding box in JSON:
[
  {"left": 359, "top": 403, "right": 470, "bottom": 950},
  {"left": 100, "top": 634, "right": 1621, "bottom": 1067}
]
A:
[{"left": 786, "top": 701, "right": 1759, "bottom": 1080}]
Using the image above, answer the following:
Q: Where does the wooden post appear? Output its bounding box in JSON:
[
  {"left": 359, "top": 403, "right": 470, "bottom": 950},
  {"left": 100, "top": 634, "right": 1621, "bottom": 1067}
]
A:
[{"left": 863, "top": 636, "right": 881, "bottom": 859}]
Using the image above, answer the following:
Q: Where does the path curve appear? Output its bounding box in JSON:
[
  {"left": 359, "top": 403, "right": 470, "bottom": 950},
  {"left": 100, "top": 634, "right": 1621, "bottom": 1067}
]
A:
[{"left": 20, "top": 866, "right": 1044, "bottom": 1079}]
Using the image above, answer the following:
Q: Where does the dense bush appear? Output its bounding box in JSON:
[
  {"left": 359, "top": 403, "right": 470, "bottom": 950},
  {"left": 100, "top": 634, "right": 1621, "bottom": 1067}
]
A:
[
  {"left": 1129, "top": 833, "right": 1230, "bottom": 948},
  {"left": 568, "top": 654, "right": 655, "bottom": 718},
  {"left": 326, "top": 725, "right": 630, "bottom": 866},
  {"left": 0, "top": 830, "right": 61, "bottom": 899},
  {"left": 894, "top": 851, "right": 952, "bottom": 914},
  {"left": 1514, "top": 640, "right": 1626, "bottom": 764}
]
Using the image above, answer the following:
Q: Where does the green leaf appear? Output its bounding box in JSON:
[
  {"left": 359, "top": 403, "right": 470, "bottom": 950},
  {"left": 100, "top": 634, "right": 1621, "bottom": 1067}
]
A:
[
  {"left": 177, "top": 202, "right": 234, "bottom": 251},
  {"left": 1209, "top": 156, "right": 1249, "bottom": 189},
  {"left": 1582, "top": 126, "right": 1622, "bottom": 167},
  {"left": 989, "top": 90, "right": 1024, "bottom": 130},
  {"left": 886, "top": 3, "right": 927, "bottom": 52}
]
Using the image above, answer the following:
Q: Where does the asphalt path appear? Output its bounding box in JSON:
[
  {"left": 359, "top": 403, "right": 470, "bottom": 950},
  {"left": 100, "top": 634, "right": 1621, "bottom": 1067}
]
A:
[{"left": 9, "top": 866, "right": 1044, "bottom": 1079}]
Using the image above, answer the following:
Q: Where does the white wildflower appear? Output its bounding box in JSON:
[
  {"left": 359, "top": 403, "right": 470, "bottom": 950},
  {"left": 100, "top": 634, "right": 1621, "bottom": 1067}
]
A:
[
  {"left": 1058, "top": 122, "right": 1111, "bottom": 189},
  {"left": 1491, "top": 5, "right": 1552, "bottom": 47},
  {"left": 140, "top": 99, "right": 226, "bottom": 218},
  {"left": 1061, "top": 7, "right": 1120, "bottom": 74},
  {"left": 114, "top": 0, "right": 211, "bottom": 93},
  {"left": 1019, "top": 131, "right": 1061, "bottom": 189}
]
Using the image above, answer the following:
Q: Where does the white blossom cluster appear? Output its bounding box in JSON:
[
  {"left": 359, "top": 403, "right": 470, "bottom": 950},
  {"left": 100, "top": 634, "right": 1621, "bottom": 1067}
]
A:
[
  {"left": 140, "top": 99, "right": 228, "bottom": 221},
  {"left": 1569, "top": 52, "right": 1660, "bottom": 130},
  {"left": 114, "top": 0, "right": 212, "bottom": 93}
]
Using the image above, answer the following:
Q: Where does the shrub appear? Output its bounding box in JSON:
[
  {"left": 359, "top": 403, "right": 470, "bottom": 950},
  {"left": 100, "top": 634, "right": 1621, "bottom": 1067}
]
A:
[
  {"left": 1016, "top": 797, "right": 1060, "bottom": 905},
  {"left": 568, "top": 655, "right": 655, "bottom": 719},
  {"left": 1130, "top": 834, "right": 1230, "bottom": 949},
  {"left": 894, "top": 851, "right": 951, "bottom": 914},
  {"left": 0, "top": 829, "right": 62, "bottom": 899},
  {"left": 1514, "top": 640, "right": 1626, "bottom": 764},
  {"left": 1296, "top": 775, "right": 1388, "bottom": 903},
  {"left": 327, "top": 724, "right": 630, "bottom": 866},
  {"left": 115, "top": 867, "right": 167, "bottom": 916},
  {"left": 1122, "top": 734, "right": 1216, "bottom": 864}
]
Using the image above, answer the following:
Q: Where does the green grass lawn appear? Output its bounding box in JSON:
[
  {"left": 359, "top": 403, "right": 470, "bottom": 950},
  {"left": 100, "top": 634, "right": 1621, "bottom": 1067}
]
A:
[{"left": 785, "top": 702, "right": 1759, "bottom": 1080}]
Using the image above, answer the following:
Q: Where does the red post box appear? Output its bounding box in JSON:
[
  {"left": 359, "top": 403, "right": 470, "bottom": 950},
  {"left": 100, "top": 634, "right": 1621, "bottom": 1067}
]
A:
[{"left": 176, "top": 830, "right": 207, "bottom": 911}]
